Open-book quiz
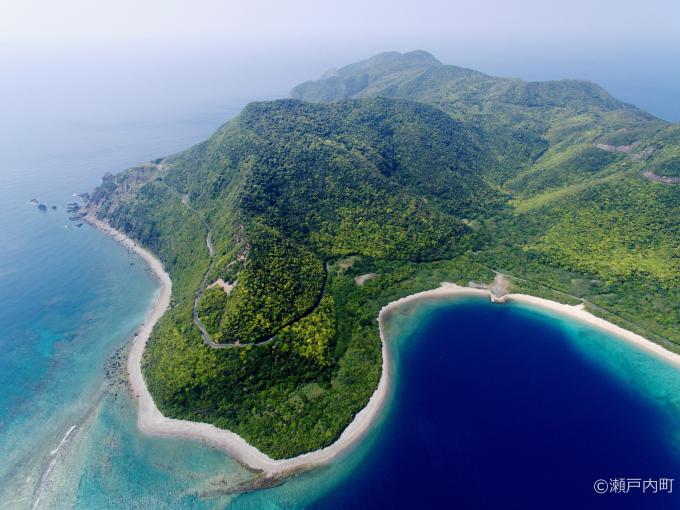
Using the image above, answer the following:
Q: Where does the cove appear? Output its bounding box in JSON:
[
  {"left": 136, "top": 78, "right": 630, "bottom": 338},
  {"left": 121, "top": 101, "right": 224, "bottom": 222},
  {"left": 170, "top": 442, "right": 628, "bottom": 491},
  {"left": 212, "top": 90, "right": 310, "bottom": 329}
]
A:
[{"left": 235, "top": 296, "right": 680, "bottom": 509}]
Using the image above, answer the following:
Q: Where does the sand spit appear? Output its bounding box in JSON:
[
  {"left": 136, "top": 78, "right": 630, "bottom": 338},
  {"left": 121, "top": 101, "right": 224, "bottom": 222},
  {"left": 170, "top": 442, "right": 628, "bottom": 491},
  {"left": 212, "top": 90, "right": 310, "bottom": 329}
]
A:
[{"left": 87, "top": 216, "right": 392, "bottom": 476}]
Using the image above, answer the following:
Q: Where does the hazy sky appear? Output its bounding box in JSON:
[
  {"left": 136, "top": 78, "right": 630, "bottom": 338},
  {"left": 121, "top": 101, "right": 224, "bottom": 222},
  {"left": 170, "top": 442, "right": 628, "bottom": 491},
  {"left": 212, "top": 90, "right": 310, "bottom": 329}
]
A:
[
  {"left": 2, "top": 0, "right": 679, "bottom": 121},
  {"left": 2, "top": 0, "right": 679, "bottom": 49}
]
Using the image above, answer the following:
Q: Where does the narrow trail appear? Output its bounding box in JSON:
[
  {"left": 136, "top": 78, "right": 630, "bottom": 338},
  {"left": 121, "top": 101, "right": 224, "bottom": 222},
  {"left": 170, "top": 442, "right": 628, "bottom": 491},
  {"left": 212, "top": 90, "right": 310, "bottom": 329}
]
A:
[
  {"left": 642, "top": 171, "right": 680, "bottom": 185},
  {"left": 155, "top": 161, "right": 325, "bottom": 350},
  {"left": 154, "top": 163, "right": 228, "bottom": 348},
  {"left": 158, "top": 161, "right": 673, "bottom": 354},
  {"left": 152, "top": 165, "right": 678, "bottom": 353}
]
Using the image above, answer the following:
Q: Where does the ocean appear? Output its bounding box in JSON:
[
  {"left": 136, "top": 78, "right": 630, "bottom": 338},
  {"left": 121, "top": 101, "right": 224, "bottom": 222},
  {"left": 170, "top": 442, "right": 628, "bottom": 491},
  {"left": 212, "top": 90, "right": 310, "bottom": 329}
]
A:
[
  {"left": 0, "top": 101, "right": 255, "bottom": 508},
  {"left": 237, "top": 298, "right": 680, "bottom": 509},
  {"left": 1, "top": 51, "right": 679, "bottom": 509}
]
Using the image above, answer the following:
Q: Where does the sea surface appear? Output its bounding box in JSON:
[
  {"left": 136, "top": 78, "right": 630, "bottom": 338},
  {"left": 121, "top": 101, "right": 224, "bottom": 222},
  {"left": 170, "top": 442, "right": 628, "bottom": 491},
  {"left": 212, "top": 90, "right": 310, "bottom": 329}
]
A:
[
  {"left": 1, "top": 54, "right": 680, "bottom": 509},
  {"left": 0, "top": 105, "right": 256, "bottom": 509}
]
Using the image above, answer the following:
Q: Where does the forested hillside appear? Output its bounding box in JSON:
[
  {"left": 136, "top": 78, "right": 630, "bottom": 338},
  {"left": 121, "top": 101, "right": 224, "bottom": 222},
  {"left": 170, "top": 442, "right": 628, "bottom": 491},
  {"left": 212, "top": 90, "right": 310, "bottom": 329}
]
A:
[
  {"left": 294, "top": 50, "right": 680, "bottom": 347},
  {"left": 88, "top": 97, "right": 502, "bottom": 457},
  {"left": 292, "top": 50, "right": 665, "bottom": 184},
  {"left": 88, "top": 51, "right": 680, "bottom": 458}
]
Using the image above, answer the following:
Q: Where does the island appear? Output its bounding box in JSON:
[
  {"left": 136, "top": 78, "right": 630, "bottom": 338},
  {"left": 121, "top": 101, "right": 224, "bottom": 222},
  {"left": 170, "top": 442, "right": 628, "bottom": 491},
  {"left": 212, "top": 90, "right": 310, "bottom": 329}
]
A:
[{"left": 84, "top": 51, "right": 680, "bottom": 478}]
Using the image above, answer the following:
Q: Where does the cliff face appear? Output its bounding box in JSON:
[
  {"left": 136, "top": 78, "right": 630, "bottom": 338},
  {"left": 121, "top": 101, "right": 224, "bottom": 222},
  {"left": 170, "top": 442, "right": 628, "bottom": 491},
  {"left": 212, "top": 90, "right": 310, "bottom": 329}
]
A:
[{"left": 88, "top": 163, "right": 163, "bottom": 219}]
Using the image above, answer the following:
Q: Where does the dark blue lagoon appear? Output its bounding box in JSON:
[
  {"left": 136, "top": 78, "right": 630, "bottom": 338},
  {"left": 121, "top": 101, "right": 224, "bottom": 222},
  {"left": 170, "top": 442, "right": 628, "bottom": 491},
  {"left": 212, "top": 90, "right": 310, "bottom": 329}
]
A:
[{"left": 236, "top": 297, "right": 680, "bottom": 509}]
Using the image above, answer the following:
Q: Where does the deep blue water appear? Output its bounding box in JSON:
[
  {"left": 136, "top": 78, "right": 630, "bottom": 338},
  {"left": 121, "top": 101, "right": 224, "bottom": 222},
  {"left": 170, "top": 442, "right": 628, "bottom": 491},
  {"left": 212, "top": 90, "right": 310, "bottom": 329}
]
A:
[
  {"left": 235, "top": 298, "right": 680, "bottom": 509},
  {"left": 314, "top": 300, "right": 680, "bottom": 509}
]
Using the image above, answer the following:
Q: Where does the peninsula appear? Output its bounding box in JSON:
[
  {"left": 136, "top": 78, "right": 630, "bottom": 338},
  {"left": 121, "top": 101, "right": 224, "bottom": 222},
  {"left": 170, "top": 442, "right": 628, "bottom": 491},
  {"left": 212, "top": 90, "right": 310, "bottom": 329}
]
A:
[{"left": 86, "top": 51, "right": 680, "bottom": 471}]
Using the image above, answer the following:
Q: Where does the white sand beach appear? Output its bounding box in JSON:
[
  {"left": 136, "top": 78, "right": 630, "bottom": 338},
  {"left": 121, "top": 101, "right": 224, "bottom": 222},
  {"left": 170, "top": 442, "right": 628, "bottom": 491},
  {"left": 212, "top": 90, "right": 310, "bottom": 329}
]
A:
[
  {"left": 88, "top": 215, "right": 680, "bottom": 477},
  {"left": 502, "top": 293, "right": 680, "bottom": 369}
]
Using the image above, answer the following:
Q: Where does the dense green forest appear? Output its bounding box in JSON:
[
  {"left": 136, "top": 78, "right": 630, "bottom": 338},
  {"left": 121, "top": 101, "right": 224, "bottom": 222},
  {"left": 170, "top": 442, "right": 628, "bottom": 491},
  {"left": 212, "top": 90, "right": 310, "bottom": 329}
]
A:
[{"left": 89, "top": 51, "right": 680, "bottom": 458}]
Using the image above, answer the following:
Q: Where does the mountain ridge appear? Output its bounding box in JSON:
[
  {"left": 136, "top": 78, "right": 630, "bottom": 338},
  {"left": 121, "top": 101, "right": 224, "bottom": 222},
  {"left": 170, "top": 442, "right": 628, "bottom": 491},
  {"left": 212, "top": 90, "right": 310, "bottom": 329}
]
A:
[{"left": 292, "top": 50, "right": 635, "bottom": 113}]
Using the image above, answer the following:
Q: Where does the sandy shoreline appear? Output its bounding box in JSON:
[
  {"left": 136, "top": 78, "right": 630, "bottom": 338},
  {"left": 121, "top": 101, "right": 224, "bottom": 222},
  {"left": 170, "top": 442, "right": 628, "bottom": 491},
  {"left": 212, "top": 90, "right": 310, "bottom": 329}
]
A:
[
  {"left": 501, "top": 293, "right": 680, "bottom": 369},
  {"left": 86, "top": 215, "right": 394, "bottom": 476},
  {"left": 87, "top": 215, "right": 680, "bottom": 476}
]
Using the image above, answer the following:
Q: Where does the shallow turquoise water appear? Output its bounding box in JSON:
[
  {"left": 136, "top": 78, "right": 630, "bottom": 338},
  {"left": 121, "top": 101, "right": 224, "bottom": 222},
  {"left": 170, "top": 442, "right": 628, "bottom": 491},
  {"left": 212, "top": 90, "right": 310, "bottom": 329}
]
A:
[
  {"left": 4, "top": 182, "right": 680, "bottom": 508},
  {"left": 0, "top": 106, "right": 254, "bottom": 509}
]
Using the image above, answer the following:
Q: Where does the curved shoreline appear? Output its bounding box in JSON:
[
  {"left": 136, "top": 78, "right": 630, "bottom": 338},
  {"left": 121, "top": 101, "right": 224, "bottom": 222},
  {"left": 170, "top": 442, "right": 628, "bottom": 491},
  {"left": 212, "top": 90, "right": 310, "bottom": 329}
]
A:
[
  {"left": 88, "top": 216, "right": 680, "bottom": 477},
  {"left": 501, "top": 294, "right": 680, "bottom": 369},
  {"left": 87, "top": 216, "right": 397, "bottom": 476}
]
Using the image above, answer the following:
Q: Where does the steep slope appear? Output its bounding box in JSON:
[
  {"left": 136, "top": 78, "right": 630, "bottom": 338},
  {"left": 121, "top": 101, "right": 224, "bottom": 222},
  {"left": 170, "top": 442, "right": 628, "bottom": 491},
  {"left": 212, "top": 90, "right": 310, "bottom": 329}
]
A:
[
  {"left": 293, "top": 50, "right": 625, "bottom": 113},
  {"left": 293, "top": 52, "right": 680, "bottom": 344},
  {"left": 88, "top": 97, "right": 502, "bottom": 457},
  {"left": 292, "top": 50, "right": 665, "bottom": 185}
]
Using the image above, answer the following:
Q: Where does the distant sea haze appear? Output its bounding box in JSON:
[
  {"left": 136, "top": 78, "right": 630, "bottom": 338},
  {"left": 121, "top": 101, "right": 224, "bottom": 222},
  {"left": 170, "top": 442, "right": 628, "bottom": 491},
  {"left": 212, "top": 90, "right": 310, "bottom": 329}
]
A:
[{"left": 430, "top": 44, "right": 680, "bottom": 122}]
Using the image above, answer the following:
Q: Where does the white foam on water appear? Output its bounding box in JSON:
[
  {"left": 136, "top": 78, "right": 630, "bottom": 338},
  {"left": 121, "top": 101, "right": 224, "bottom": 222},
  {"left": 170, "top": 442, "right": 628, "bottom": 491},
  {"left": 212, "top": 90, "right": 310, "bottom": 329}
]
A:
[{"left": 32, "top": 425, "right": 77, "bottom": 510}]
